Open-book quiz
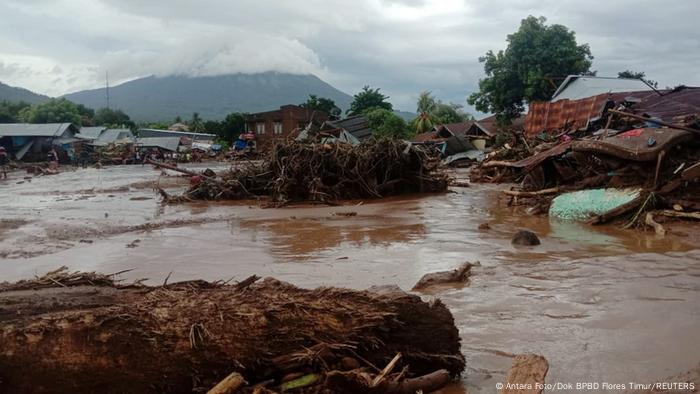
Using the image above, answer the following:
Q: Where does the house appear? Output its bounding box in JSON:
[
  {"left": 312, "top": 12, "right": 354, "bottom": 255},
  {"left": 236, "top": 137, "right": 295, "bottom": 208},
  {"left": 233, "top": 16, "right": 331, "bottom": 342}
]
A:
[
  {"left": 135, "top": 137, "right": 182, "bottom": 153},
  {"left": 75, "top": 126, "right": 107, "bottom": 141},
  {"left": 525, "top": 75, "right": 660, "bottom": 136},
  {"left": 0, "top": 123, "right": 79, "bottom": 161},
  {"left": 91, "top": 129, "right": 135, "bottom": 147},
  {"left": 551, "top": 75, "right": 654, "bottom": 102},
  {"left": 323, "top": 115, "right": 373, "bottom": 141},
  {"left": 245, "top": 105, "right": 328, "bottom": 150},
  {"left": 415, "top": 117, "right": 516, "bottom": 151},
  {"left": 138, "top": 129, "right": 216, "bottom": 144}
]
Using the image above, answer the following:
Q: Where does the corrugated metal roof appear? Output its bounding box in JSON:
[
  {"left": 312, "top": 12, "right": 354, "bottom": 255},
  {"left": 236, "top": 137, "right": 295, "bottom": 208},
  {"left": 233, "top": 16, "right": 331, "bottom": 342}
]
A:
[
  {"left": 551, "top": 76, "right": 653, "bottom": 102},
  {"left": 0, "top": 123, "right": 76, "bottom": 137},
  {"left": 326, "top": 116, "right": 373, "bottom": 140},
  {"left": 525, "top": 91, "right": 660, "bottom": 136},
  {"left": 138, "top": 128, "right": 216, "bottom": 140},
  {"left": 136, "top": 137, "right": 181, "bottom": 152},
  {"left": 92, "top": 129, "right": 134, "bottom": 146},
  {"left": 631, "top": 87, "right": 700, "bottom": 123},
  {"left": 75, "top": 126, "right": 106, "bottom": 140}
]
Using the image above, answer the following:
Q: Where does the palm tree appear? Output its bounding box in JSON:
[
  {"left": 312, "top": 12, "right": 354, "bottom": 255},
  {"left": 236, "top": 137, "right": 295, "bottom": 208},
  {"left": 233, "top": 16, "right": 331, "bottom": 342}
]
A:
[{"left": 415, "top": 91, "right": 436, "bottom": 134}]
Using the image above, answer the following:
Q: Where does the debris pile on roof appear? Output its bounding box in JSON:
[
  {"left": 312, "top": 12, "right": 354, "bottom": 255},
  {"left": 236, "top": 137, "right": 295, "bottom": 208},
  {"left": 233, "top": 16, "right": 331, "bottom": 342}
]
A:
[
  {"left": 0, "top": 271, "right": 464, "bottom": 393},
  {"left": 156, "top": 139, "right": 448, "bottom": 204},
  {"left": 471, "top": 84, "right": 700, "bottom": 229}
]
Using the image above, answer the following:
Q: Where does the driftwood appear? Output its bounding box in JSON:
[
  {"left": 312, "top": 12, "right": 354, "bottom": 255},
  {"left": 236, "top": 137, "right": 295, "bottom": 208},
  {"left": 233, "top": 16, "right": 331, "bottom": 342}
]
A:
[
  {"left": 325, "top": 368, "right": 451, "bottom": 394},
  {"left": 608, "top": 109, "right": 700, "bottom": 136},
  {"left": 660, "top": 210, "right": 700, "bottom": 220},
  {"left": 158, "top": 139, "right": 448, "bottom": 204},
  {"left": 588, "top": 193, "right": 648, "bottom": 225},
  {"left": 502, "top": 187, "right": 559, "bottom": 197},
  {"left": 500, "top": 354, "right": 549, "bottom": 394},
  {"left": 208, "top": 372, "right": 247, "bottom": 394},
  {"left": 0, "top": 274, "right": 464, "bottom": 394},
  {"left": 412, "top": 262, "right": 473, "bottom": 291},
  {"left": 645, "top": 212, "right": 666, "bottom": 236}
]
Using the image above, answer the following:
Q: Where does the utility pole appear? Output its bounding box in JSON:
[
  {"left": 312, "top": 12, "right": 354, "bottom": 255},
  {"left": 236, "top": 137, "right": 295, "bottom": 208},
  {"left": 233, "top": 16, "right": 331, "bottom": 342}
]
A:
[{"left": 105, "top": 70, "right": 110, "bottom": 109}]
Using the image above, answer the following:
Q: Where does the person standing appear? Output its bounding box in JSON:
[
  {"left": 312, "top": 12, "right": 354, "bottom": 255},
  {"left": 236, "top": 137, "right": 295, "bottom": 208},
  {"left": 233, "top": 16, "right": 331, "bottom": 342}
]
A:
[
  {"left": 0, "top": 146, "right": 8, "bottom": 179},
  {"left": 47, "top": 148, "right": 59, "bottom": 172}
]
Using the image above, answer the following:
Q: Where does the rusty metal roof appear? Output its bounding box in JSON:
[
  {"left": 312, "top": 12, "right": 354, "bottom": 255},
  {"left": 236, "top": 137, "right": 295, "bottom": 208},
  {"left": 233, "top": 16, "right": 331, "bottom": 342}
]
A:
[{"left": 525, "top": 87, "right": 700, "bottom": 137}]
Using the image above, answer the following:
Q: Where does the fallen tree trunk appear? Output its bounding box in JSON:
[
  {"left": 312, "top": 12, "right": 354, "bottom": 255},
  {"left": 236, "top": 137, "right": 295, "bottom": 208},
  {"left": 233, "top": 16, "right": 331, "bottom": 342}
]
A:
[
  {"left": 502, "top": 187, "right": 560, "bottom": 197},
  {"left": 0, "top": 272, "right": 464, "bottom": 394}
]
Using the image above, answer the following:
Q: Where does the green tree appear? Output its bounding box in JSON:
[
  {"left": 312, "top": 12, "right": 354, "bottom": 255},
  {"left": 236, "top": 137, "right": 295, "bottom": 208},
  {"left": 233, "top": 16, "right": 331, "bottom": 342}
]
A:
[
  {"left": 432, "top": 102, "right": 472, "bottom": 125},
  {"left": 218, "top": 112, "right": 247, "bottom": 141},
  {"left": 18, "top": 98, "right": 82, "bottom": 124},
  {"left": 189, "top": 112, "right": 203, "bottom": 132},
  {"left": 0, "top": 101, "right": 31, "bottom": 123},
  {"left": 300, "top": 95, "right": 341, "bottom": 120},
  {"left": 411, "top": 92, "right": 473, "bottom": 134},
  {"left": 618, "top": 70, "right": 658, "bottom": 88},
  {"left": 76, "top": 104, "right": 95, "bottom": 126},
  {"left": 94, "top": 107, "right": 133, "bottom": 128},
  {"left": 347, "top": 86, "right": 393, "bottom": 116},
  {"left": 468, "top": 16, "right": 594, "bottom": 125},
  {"left": 365, "top": 108, "right": 408, "bottom": 139},
  {"left": 414, "top": 91, "right": 437, "bottom": 134}
]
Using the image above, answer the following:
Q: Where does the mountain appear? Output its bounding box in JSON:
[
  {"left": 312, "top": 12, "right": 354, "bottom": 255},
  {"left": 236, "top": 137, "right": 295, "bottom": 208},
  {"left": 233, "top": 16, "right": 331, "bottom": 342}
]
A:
[
  {"left": 394, "top": 110, "right": 417, "bottom": 122},
  {"left": 63, "top": 72, "right": 354, "bottom": 121},
  {"left": 0, "top": 81, "right": 50, "bottom": 104}
]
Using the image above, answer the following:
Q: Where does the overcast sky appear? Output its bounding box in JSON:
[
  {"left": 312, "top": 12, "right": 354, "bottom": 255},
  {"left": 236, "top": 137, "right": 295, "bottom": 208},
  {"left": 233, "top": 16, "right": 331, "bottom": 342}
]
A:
[{"left": 1, "top": 0, "right": 698, "bottom": 113}]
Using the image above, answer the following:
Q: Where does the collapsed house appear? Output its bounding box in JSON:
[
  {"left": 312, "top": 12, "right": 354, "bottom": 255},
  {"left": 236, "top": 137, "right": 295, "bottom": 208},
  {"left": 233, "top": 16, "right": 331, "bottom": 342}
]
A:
[
  {"left": 472, "top": 75, "right": 700, "bottom": 228},
  {"left": 296, "top": 115, "right": 372, "bottom": 145},
  {"left": 0, "top": 123, "right": 79, "bottom": 161},
  {"left": 411, "top": 117, "right": 524, "bottom": 166}
]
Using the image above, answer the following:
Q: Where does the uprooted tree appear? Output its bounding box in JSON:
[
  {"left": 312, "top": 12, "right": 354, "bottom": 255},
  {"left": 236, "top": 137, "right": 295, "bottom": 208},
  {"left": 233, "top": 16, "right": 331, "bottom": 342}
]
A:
[{"left": 0, "top": 268, "right": 465, "bottom": 393}]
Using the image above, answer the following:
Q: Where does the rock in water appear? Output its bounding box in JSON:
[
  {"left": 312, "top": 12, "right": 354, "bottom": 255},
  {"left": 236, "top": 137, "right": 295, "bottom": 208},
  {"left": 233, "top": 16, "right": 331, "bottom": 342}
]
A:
[{"left": 511, "top": 230, "right": 541, "bottom": 246}]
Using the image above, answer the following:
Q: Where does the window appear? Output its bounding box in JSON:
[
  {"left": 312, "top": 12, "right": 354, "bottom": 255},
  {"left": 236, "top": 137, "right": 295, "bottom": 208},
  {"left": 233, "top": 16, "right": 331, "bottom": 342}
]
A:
[
  {"left": 256, "top": 122, "right": 265, "bottom": 134},
  {"left": 273, "top": 122, "right": 283, "bottom": 135}
]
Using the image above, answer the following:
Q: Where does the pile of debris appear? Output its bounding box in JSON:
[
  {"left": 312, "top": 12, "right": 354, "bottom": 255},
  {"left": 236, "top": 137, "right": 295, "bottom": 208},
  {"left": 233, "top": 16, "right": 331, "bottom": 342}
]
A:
[
  {"left": 158, "top": 139, "right": 448, "bottom": 204},
  {"left": 0, "top": 269, "right": 465, "bottom": 393},
  {"left": 471, "top": 91, "right": 700, "bottom": 229},
  {"left": 95, "top": 142, "right": 133, "bottom": 165}
]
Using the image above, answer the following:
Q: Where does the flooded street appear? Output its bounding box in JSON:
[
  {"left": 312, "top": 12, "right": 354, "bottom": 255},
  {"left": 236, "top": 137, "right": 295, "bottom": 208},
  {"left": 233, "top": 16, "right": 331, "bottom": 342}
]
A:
[{"left": 2, "top": 165, "right": 700, "bottom": 392}]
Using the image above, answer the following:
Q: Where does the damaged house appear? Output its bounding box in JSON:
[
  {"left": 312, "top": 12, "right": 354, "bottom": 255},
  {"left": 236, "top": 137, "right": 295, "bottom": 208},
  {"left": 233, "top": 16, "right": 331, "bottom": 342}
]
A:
[
  {"left": 297, "top": 115, "right": 372, "bottom": 145},
  {"left": 245, "top": 105, "right": 329, "bottom": 151},
  {"left": 0, "top": 123, "right": 79, "bottom": 161}
]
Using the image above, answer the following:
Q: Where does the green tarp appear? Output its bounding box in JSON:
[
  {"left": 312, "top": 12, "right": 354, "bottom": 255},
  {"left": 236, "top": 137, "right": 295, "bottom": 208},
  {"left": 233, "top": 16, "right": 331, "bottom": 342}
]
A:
[{"left": 549, "top": 188, "right": 641, "bottom": 221}]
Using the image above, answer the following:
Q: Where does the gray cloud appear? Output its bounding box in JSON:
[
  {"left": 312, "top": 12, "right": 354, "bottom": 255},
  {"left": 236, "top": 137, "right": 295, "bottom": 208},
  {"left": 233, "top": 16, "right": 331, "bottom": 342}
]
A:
[{"left": 0, "top": 0, "right": 698, "bottom": 113}]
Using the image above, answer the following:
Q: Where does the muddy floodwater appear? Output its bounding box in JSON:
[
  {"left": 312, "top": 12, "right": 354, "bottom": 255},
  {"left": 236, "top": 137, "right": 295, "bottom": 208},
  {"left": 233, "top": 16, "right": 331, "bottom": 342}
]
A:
[{"left": 2, "top": 164, "right": 700, "bottom": 392}]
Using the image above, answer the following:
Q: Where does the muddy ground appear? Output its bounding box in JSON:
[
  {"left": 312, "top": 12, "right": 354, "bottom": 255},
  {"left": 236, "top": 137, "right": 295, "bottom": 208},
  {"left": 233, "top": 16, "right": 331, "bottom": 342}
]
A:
[{"left": 1, "top": 164, "right": 700, "bottom": 393}]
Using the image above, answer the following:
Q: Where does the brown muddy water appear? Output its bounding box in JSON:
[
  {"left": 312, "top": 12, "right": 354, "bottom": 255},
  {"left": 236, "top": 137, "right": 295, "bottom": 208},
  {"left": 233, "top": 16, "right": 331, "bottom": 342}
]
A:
[{"left": 1, "top": 164, "right": 700, "bottom": 393}]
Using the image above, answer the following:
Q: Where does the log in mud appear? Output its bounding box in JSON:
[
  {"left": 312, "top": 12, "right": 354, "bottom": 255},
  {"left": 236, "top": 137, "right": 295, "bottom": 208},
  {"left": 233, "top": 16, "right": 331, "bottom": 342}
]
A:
[{"left": 0, "top": 268, "right": 464, "bottom": 393}]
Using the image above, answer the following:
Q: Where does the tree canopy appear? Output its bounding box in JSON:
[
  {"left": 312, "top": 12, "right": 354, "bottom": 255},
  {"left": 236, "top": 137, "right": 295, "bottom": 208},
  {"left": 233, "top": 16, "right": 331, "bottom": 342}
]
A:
[
  {"left": 365, "top": 108, "right": 408, "bottom": 139},
  {"left": 618, "top": 70, "right": 658, "bottom": 88},
  {"left": 0, "top": 101, "right": 31, "bottom": 123},
  {"left": 18, "top": 98, "right": 83, "bottom": 125},
  {"left": 468, "top": 16, "right": 594, "bottom": 125},
  {"left": 347, "top": 86, "right": 393, "bottom": 116},
  {"left": 412, "top": 91, "right": 472, "bottom": 134},
  {"left": 94, "top": 107, "right": 133, "bottom": 128},
  {"left": 300, "top": 95, "right": 341, "bottom": 120}
]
